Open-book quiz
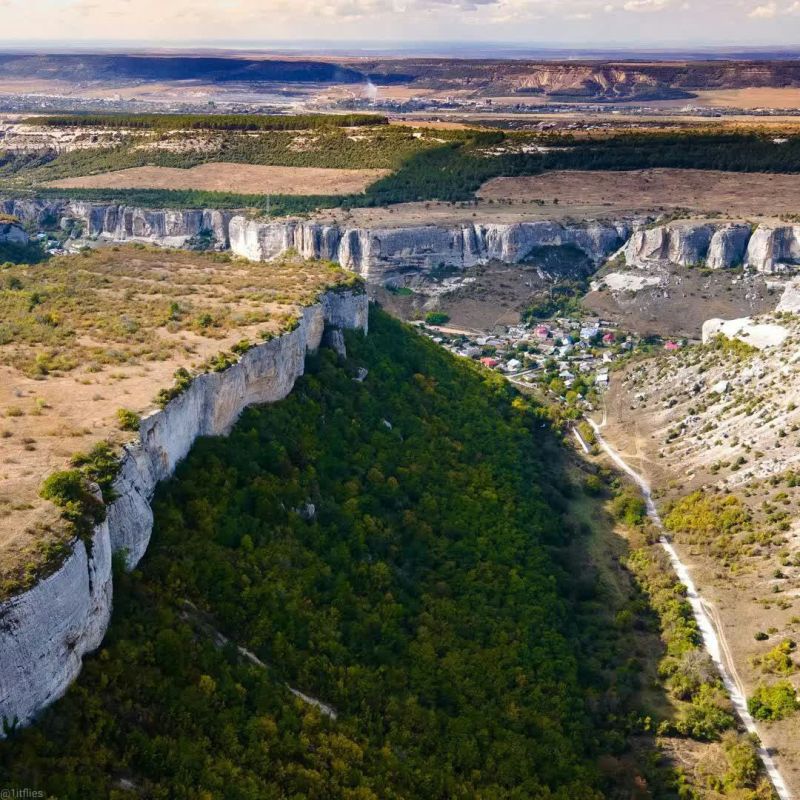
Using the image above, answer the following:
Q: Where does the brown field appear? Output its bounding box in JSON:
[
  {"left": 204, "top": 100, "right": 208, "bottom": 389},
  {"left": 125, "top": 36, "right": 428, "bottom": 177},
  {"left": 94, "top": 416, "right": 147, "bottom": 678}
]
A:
[
  {"left": 0, "top": 246, "right": 356, "bottom": 596},
  {"left": 479, "top": 168, "right": 800, "bottom": 218},
  {"left": 659, "top": 87, "right": 800, "bottom": 110},
  {"left": 46, "top": 162, "right": 390, "bottom": 195}
]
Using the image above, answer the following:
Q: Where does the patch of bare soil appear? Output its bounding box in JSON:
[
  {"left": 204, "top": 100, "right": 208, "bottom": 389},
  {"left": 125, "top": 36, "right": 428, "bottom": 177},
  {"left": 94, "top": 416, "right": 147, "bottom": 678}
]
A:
[
  {"left": 686, "top": 87, "right": 800, "bottom": 110},
  {"left": 46, "top": 163, "right": 390, "bottom": 195},
  {"left": 583, "top": 265, "right": 779, "bottom": 339},
  {"left": 375, "top": 246, "right": 592, "bottom": 330},
  {"left": 316, "top": 198, "right": 637, "bottom": 228},
  {"left": 479, "top": 168, "right": 800, "bottom": 219}
]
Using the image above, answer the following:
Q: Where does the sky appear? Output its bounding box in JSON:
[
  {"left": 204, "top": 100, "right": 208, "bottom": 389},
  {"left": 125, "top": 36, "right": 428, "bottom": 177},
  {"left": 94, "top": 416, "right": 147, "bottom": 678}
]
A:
[{"left": 1, "top": 0, "right": 800, "bottom": 48}]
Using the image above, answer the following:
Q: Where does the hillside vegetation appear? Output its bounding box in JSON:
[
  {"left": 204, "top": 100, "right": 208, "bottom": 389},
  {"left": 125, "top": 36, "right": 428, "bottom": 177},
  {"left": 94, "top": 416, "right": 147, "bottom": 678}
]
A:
[
  {"left": 6, "top": 127, "right": 800, "bottom": 215},
  {"left": 0, "top": 310, "right": 782, "bottom": 798},
  {"left": 24, "top": 113, "right": 388, "bottom": 131},
  {"left": 0, "top": 309, "right": 655, "bottom": 799}
]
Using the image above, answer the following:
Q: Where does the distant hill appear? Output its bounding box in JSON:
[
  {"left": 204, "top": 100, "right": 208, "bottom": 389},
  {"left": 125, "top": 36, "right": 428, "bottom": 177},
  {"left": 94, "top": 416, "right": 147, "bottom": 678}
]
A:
[{"left": 0, "top": 53, "right": 368, "bottom": 84}]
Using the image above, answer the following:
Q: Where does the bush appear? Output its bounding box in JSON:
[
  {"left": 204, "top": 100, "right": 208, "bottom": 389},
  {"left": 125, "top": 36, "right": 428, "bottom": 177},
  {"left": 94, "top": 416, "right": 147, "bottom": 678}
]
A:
[
  {"left": 611, "top": 487, "right": 648, "bottom": 527},
  {"left": 424, "top": 312, "right": 450, "bottom": 326},
  {"left": 40, "top": 470, "right": 87, "bottom": 507},
  {"left": 70, "top": 442, "right": 120, "bottom": 502},
  {"left": 748, "top": 681, "right": 800, "bottom": 720},
  {"left": 154, "top": 367, "right": 194, "bottom": 408},
  {"left": 721, "top": 731, "right": 760, "bottom": 790},
  {"left": 673, "top": 684, "right": 735, "bottom": 740},
  {"left": 116, "top": 408, "right": 141, "bottom": 432},
  {"left": 39, "top": 469, "right": 106, "bottom": 539},
  {"left": 583, "top": 474, "right": 604, "bottom": 497},
  {"left": 753, "top": 639, "right": 796, "bottom": 675}
]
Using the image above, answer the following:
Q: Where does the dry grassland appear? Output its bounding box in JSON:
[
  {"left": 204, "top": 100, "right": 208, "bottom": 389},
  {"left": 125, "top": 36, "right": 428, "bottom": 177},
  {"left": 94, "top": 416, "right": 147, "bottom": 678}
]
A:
[
  {"left": 0, "top": 245, "right": 356, "bottom": 594},
  {"left": 479, "top": 168, "right": 800, "bottom": 218},
  {"left": 46, "top": 162, "right": 390, "bottom": 195}
]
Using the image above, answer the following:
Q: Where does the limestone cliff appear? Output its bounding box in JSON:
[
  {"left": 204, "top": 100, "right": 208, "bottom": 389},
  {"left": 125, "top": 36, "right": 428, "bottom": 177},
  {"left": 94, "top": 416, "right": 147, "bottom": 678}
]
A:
[
  {"left": 0, "top": 198, "right": 231, "bottom": 249},
  {"left": 0, "top": 219, "right": 29, "bottom": 245},
  {"left": 11, "top": 195, "right": 800, "bottom": 277},
  {"left": 0, "top": 290, "right": 368, "bottom": 732},
  {"left": 228, "top": 216, "right": 630, "bottom": 280},
  {"left": 622, "top": 221, "right": 800, "bottom": 274},
  {"left": 2, "top": 198, "right": 628, "bottom": 276}
]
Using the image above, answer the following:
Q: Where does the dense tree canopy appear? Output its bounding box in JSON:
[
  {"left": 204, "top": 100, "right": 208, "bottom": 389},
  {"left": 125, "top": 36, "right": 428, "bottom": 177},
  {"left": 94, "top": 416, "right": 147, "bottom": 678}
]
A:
[{"left": 0, "top": 309, "right": 619, "bottom": 798}]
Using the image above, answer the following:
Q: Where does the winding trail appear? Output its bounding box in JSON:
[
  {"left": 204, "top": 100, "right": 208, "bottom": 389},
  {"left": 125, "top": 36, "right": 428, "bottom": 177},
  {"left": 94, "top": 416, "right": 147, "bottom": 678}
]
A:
[{"left": 587, "top": 417, "right": 793, "bottom": 800}]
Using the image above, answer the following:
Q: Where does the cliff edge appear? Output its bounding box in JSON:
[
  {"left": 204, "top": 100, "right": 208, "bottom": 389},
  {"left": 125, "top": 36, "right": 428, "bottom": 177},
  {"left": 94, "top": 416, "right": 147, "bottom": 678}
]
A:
[{"left": 0, "top": 289, "right": 368, "bottom": 732}]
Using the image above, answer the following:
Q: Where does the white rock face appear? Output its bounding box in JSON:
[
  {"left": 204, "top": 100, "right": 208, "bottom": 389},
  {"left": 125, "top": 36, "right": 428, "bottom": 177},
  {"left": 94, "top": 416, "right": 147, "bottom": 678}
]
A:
[
  {"left": 10, "top": 197, "right": 800, "bottom": 277},
  {"left": 0, "top": 220, "right": 29, "bottom": 245},
  {"left": 0, "top": 289, "right": 368, "bottom": 732},
  {"left": 702, "top": 316, "right": 789, "bottom": 349},
  {"left": 707, "top": 224, "right": 751, "bottom": 270},
  {"left": 776, "top": 278, "right": 800, "bottom": 312},
  {"left": 2, "top": 199, "right": 628, "bottom": 276},
  {"left": 623, "top": 223, "right": 715, "bottom": 267},
  {"left": 0, "top": 198, "right": 231, "bottom": 249},
  {"left": 622, "top": 220, "right": 800, "bottom": 273},
  {"left": 228, "top": 217, "right": 629, "bottom": 279},
  {"left": 0, "top": 516, "right": 112, "bottom": 732},
  {"left": 745, "top": 225, "right": 800, "bottom": 274}
]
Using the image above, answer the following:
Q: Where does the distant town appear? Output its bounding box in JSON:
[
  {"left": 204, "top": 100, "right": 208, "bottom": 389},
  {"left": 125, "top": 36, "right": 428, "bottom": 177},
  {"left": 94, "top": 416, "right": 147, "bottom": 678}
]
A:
[{"left": 418, "top": 314, "right": 684, "bottom": 410}]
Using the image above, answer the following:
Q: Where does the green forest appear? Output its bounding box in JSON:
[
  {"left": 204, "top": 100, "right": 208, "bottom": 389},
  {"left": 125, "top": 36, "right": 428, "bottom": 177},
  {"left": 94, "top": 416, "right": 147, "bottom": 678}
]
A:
[
  {"left": 24, "top": 113, "right": 389, "bottom": 131},
  {"left": 0, "top": 308, "right": 777, "bottom": 798},
  {"left": 0, "top": 308, "right": 665, "bottom": 799}
]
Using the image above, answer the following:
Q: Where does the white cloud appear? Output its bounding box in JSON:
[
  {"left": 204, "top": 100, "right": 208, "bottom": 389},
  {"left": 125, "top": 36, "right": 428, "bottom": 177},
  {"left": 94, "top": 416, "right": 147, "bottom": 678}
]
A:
[
  {"left": 622, "top": 0, "right": 674, "bottom": 11},
  {"left": 0, "top": 0, "right": 798, "bottom": 44},
  {"left": 749, "top": 0, "right": 778, "bottom": 16}
]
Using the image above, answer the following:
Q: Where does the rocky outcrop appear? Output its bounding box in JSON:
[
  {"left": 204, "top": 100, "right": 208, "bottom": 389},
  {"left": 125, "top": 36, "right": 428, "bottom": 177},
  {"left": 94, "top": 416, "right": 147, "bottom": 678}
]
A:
[
  {"left": 3, "top": 198, "right": 627, "bottom": 275},
  {"left": 623, "top": 221, "right": 800, "bottom": 273},
  {"left": 0, "top": 219, "right": 28, "bottom": 246},
  {"left": 623, "top": 223, "right": 715, "bottom": 267},
  {"left": 228, "top": 217, "right": 630, "bottom": 280},
  {"left": 0, "top": 289, "right": 368, "bottom": 733},
  {"left": 12, "top": 195, "right": 800, "bottom": 277},
  {"left": 708, "top": 224, "right": 751, "bottom": 270},
  {"left": 744, "top": 225, "right": 800, "bottom": 274},
  {"left": 702, "top": 316, "right": 789, "bottom": 349},
  {"left": 71, "top": 202, "right": 231, "bottom": 248},
  {"left": 0, "top": 512, "right": 113, "bottom": 734},
  {"left": 0, "top": 198, "right": 231, "bottom": 249}
]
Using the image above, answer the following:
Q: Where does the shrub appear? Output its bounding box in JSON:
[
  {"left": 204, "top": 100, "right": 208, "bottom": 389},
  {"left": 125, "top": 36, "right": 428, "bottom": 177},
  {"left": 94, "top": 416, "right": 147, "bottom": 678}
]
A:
[
  {"left": 424, "top": 312, "right": 450, "bottom": 326},
  {"left": 116, "top": 408, "right": 141, "bottom": 432},
  {"left": 611, "top": 487, "right": 647, "bottom": 527},
  {"left": 40, "top": 470, "right": 88, "bottom": 507},
  {"left": 39, "top": 469, "right": 106, "bottom": 539},
  {"left": 753, "top": 639, "right": 796, "bottom": 675},
  {"left": 583, "top": 474, "right": 604, "bottom": 497},
  {"left": 748, "top": 681, "right": 800, "bottom": 720},
  {"left": 70, "top": 442, "right": 120, "bottom": 503},
  {"left": 673, "top": 684, "right": 735, "bottom": 740},
  {"left": 721, "top": 731, "right": 760, "bottom": 789},
  {"left": 154, "top": 367, "right": 194, "bottom": 408}
]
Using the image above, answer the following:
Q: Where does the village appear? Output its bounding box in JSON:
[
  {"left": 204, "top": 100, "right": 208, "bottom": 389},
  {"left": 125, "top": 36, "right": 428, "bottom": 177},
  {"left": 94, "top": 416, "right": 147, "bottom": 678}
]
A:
[{"left": 418, "top": 314, "right": 684, "bottom": 411}]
